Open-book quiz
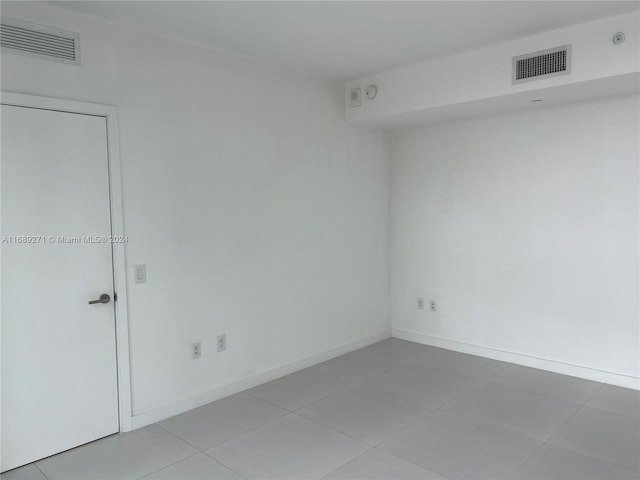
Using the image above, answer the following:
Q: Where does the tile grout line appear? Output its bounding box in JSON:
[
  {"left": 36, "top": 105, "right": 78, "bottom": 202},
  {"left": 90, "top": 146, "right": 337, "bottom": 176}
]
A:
[
  {"left": 317, "top": 445, "right": 375, "bottom": 480},
  {"left": 483, "top": 378, "right": 603, "bottom": 407},
  {"left": 246, "top": 382, "right": 400, "bottom": 448},
  {"left": 172, "top": 406, "right": 372, "bottom": 470},
  {"left": 370, "top": 379, "right": 495, "bottom": 473},
  {"left": 482, "top": 361, "right": 513, "bottom": 381},
  {"left": 506, "top": 407, "right": 583, "bottom": 478},
  {"left": 152, "top": 393, "right": 292, "bottom": 455},
  {"left": 200, "top": 451, "right": 249, "bottom": 480},
  {"left": 132, "top": 425, "right": 243, "bottom": 480},
  {"left": 135, "top": 451, "right": 203, "bottom": 480},
  {"left": 506, "top": 377, "right": 608, "bottom": 478},
  {"left": 247, "top": 344, "right": 512, "bottom": 425},
  {"left": 153, "top": 370, "right": 633, "bottom": 479},
  {"left": 293, "top": 409, "right": 386, "bottom": 448},
  {"left": 244, "top": 374, "right": 357, "bottom": 414},
  {"left": 242, "top": 390, "right": 298, "bottom": 413},
  {"left": 153, "top": 423, "right": 249, "bottom": 480},
  {"left": 289, "top": 385, "right": 364, "bottom": 414},
  {"left": 312, "top": 347, "right": 427, "bottom": 383},
  {"left": 580, "top": 384, "right": 640, "bottom": 421},
  {"left": 367, "top": 351, "right": 509, "bottom": 379},
  {"left": 538, "top": 386, "right": 640, "bottom": 474},
  {"left": 140, "top": 346, "right": 403, "bottom": 475},
  {"left": 379, "top": 370, "right": 502, "bottom": 437},
  {"left": 154, "top": 422, "right": 205, "bottom": 452},
  {"left": 198, "top": 411, "right": 375, "bottom": 478},
  {"left": 375, "top": 375, "right": 571, "bottom": 479},
  {"left": 33, "top": 462, "right": 49, "bottom": 480},
  {"left": 298, "top": 351, "right": 508, "bottom": 436},
  {"left": 24, "top": 343, "right": 635, "bottom": 479},
  {"left": 315, "top": 355, "right": 516, "bottom": 458},
  {"left": 320, "top": 445, "right": 454, "bottom": 480},
  {"left": 438, "top": 380, "right": 604, "bottom": 430},
  {"left": 287, "top": 379, "right": 444, "bottom": 449},
  {"left": 424, "top": 366, "right": 614, "bottom": 432},
  {"left": 373, "top": 375, "right": 559, "bottom": 480},
  {"left": 289, "top": 388, "right": 355, "bottom": 414},
  {"left": 580, "top": 403, "right": 640, "bottom": 422}
]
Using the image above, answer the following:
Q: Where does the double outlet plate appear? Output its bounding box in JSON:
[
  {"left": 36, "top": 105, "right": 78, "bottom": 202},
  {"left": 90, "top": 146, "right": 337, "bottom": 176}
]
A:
[
  {"left": 133, "top": 264, "right": 227, "bottom": 360},
  {"left": 417, "top": 297, "right": 437, "bottom": 312},
  {"left": 191, "top": 334, "right": 226, "bottom": 359}
]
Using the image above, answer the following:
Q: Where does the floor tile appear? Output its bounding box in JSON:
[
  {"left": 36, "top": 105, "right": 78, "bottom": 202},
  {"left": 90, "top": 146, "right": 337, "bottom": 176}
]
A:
[
  {"left": 36, "top": 425, "right": 197, "bottom": 480},
  {"left": 488, "top": 365, "right": 601, "bottom": 405},
  {"left": 512, "top": 444, "right": 640, "bottom": 480},
  {"left": 141, "top": 453, "right": 242, "bottom": 479},
  {"left": 324, "top": 449, "right": 447, "bottom": 479},
  {"left": 10, "top": 340, "right": 638, "bottom": 480},
  {"left": 158, "top": 392, "right": 287, "bottom": 450},
  {"left": 366, "top": 340, "right": 507, "bottom": 379},
  {"left": 443, "top": 381, "right": 580, "bottom": 441},
  {"left": 298, "top": 385, "right": 430, "bottom": 445},
  {"left": 361, "top": 339, "right": 425, "bottom": 359},
  {"left": 0, "top": 464, "right": 46, "bottom": 480},
  {"left": 548, "top": 407, "right": 640, "bottom": 471},
  {"left": 207, "top": 414, "right": 368, "bottom": 480},
  {"left": 362, "top": 362, "right": 478, "bottom": 408},
  {"left": 380, "top": 410, "right": 541, "bottom": 480},
  {"left": 312, "top": 349, "right": 407, "bottom": 382},
  {"left": 410, "top": 348, "right": 508, "bottom": 379},
  {"left": 247, "top": 368, "right": 354, "bottom": 411},
  {"left": 585, "top": 384, "right": 640, "bottom": 419}
]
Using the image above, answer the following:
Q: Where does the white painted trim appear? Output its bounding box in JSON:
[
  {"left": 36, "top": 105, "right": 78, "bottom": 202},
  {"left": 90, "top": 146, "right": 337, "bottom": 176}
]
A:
[
  {"left": 131, "top": 329, "right": 391, "bottom": 429},
  {"left": 392, "top": 328, "right": 640, "bottom": 390},
  {"left": 1, "top": 91, "right": 134, "bottom": 432}
]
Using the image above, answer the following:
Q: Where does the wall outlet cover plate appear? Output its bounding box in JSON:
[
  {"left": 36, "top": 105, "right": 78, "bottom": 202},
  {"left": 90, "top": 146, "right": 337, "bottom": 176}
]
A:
[
  {"left": 350, "top": 88, "right": 361, "bottom": 107},
  {"left": 134, "top": 264, "right": 146, "bottom": 284}
]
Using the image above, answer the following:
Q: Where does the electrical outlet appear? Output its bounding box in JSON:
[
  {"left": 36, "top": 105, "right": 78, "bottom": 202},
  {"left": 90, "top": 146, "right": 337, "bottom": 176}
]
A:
[
  {"left": 191, "top": 342, "right": 201, "bottom": 359},
  {"left": 417, "top": 297, "right": 425, "bottom": 310},
  {"left": 217, "top": 334, "right": 226, "bottom": 352},
  {"left": 430, "top": 300, "right": 437, "bottom": 312}
]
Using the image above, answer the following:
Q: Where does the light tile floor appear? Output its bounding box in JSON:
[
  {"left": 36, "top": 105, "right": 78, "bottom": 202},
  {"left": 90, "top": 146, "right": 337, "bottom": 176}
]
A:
[{"left": 2, "top": 339, "right": 639, "bottom": 480}]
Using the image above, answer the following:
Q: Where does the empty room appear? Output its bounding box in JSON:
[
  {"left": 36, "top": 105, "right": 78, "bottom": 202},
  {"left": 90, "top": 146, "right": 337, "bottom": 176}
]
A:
[{"left": 1, "top": 1, "right": 639, "bottom": 479}]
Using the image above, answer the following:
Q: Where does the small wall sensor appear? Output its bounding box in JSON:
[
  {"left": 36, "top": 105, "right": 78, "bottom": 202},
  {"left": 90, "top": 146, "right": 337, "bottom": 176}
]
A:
[
  {"left": 350, "top": 88, "right": 361, "bottom": 107},
  {"left": 365, "top": 85, "right": 378, "bottom": 100},
  {"left": 612, "top": 32, "right": 625, "bottom": 45}
]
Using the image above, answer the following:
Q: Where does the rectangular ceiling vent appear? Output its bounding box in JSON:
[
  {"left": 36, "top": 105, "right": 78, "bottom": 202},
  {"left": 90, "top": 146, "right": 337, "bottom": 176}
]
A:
[
  {"left": 512, "top": 45, "right": 570, "bottom": 84},
  {"left": 1, "top": 16, "right": 79, "bottom": 65}
]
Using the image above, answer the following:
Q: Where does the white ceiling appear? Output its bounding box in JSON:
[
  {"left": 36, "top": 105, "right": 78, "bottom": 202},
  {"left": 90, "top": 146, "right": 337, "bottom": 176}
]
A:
[{"left": 50, "top": 1, "right": 639, "bottom": 81}]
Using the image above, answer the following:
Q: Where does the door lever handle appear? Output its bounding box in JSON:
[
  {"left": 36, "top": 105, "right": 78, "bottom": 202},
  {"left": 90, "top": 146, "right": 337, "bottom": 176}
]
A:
[{"left": 89, "top": 294, "right": 111, "bottom": 305}]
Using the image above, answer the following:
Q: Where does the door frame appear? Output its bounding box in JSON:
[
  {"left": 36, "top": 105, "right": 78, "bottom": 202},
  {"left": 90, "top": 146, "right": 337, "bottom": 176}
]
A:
[{"left": 1, "top": 91, "right": 133, "bottom": 432}]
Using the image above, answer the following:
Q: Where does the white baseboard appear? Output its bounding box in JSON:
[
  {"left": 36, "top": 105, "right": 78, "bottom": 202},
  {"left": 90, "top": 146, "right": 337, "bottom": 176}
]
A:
[
  {"left": 392, "top": 328, "right": 640, "bottom": 390},
  {"left": 129, "top": 330, "right": 391, "bottom": 431}
]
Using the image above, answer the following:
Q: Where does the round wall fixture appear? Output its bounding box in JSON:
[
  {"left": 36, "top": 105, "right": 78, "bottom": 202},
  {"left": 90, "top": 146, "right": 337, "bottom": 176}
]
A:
[
  {"left": 612, "top": 32, "right": 625, "bottom": 45},
  {"left": 365, "top": 85, "right": 378, "bottom": 100}
]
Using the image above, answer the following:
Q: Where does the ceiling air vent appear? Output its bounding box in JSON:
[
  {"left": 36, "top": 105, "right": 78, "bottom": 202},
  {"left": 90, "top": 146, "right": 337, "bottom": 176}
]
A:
[
  {"left": 512, "top": 45, "right": 570, "bottom": 84},
  {"left": 1, "top": 16, "right": 79, "bottom": 65}
]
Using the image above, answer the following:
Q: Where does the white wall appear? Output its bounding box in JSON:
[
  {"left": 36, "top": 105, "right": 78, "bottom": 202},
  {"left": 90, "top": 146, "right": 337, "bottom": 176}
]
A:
[
  {"left": 1, "top": 2, "right": 390, "bottom": 424},
  {"left": 391, "top": 94, "right": 640, "bottom": 386}
]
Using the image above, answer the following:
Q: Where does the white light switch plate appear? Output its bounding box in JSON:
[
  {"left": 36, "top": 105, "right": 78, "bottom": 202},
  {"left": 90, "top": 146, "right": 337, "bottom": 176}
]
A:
[
  {"left": 134, "top": 265, "right": 146, "bottom": 284},
  {"left": 350, "top": 88, "right": 361, "bottom": 107}
]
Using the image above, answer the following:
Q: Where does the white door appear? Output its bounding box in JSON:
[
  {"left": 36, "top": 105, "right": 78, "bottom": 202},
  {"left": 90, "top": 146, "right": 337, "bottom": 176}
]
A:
[{"left": 1, "top": 104, "right": 119, "bottom": 471}]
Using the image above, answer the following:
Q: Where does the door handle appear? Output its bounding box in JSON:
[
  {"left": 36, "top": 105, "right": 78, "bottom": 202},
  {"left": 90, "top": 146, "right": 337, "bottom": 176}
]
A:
[{"left": 88, "top": 294, "right": 111, "bottom": 305}]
